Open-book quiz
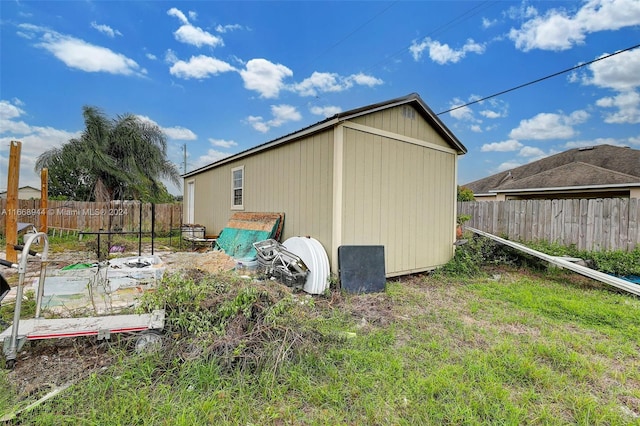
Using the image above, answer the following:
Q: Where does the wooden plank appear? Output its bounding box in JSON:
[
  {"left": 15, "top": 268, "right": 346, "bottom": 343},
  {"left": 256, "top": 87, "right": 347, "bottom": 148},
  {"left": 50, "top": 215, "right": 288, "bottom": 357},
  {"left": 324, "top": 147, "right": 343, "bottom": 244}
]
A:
[
  {"left": 5, "top": 141, "right": 21, "bottom": 263},
  {"left": 602, "top": 198, "right": 612, "bottom": 251},
  {"left": 618, "top": 199, "right": 628, "bottom": 251},
  {"left": 629, "top": 198, "right": 639, "bottom": 251}
]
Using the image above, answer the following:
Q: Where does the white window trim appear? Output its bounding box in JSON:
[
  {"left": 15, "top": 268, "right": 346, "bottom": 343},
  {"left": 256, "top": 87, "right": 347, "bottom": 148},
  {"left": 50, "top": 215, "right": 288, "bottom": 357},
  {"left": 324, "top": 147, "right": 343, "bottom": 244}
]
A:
[
  {"left": 231, "top": 165, "right": 244, "bottom": 210},
  {"left": 186, "top": 179, "right": 195, "bottom": 224}
]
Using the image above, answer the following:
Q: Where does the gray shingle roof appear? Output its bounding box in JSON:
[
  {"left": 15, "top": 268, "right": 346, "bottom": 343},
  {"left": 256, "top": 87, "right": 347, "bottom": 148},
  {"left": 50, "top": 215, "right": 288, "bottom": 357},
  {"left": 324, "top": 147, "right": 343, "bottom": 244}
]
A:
[{"left": 464, "top": 145, "right": 640, "bottom": 194}]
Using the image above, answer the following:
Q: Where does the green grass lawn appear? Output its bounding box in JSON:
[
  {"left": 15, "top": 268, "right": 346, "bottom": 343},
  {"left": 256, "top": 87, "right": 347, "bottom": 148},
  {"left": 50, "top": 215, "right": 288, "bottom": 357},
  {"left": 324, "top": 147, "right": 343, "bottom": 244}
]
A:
[{"left": 2, "top": 262, "right": 639, "bottom": 425}]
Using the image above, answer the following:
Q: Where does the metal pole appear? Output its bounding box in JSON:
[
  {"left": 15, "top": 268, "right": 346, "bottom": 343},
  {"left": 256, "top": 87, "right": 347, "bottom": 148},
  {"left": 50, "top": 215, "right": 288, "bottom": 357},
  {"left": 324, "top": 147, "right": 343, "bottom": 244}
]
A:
[
  {"left": 138, "top": 201, "right": 142, "bottom": 256},
  {"left": 151, "top": 203, "right": 155, "bottom": 255}
]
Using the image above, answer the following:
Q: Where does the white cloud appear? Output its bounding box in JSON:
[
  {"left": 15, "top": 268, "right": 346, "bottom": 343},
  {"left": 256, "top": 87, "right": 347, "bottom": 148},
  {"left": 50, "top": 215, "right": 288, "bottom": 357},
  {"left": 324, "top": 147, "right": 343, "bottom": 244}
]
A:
[
  {"left": 479, "top": 110, "right": 502, "bottom": 119},
  {"left": 247, "top": 116, "right": 270, "bottom": 133},
  {"left": 239, "top": 59, "right": 293, "bottom": 99},
  {"left": 410, "top": 37, "right": 485, "bottom": 64},
  {"left": 518, "top": 146, "right": 546, "bottom": 158},
  {"left": 291, "top": 71, "right": 382, "bottom": 97},
  {"left": 509, "top": 111, "right": 589, "bottom": 140},
  {"left": 509, "top": 0, "right": 640, "bottom": 51},
  {"left": 0, "top": 100, "right": 81, "bottom": 187},
  {"left": 481, "top": 140, "right": 523, "bottom": 152},
  {"left": 564, "top": 137, "right": 622, "bottom": 149},
  {"left": 447, "top": 97, "right": 476, "bottom": 121},
  {"left": 270, "top": 104, "right": 302, "bottom": 126},
  {"left": 627, "top": 136, "right": 640, "bottom": 147},
  {"left": 0, "top": 100, "right": 25, "bottom": 120},
  {"left": 293, "top": 72, "right": 344, "bottom": 96},
  {"left": 470, "top": 125, "right": 482, "bottom": 133},
  {"left": 137, "top": 115, "right": 197, "bottom": 140},
  {"left": 168, "top": 7, "right": 223, "bottom": 48},
  {"left": 496, "top": 161, "right": 523, "bottom": 172},
  {"left": 91, "top": 21, "right": 122, "bottom": 38},
  {"left": 349, "top": 73, "right": 383, "bottom": 87},
  {"left": 18, "top": 24, "right": 144, "bottom": 76},
  {"left": 310, "top": 105, "right": 342, "bottom": 117},
  {"left": 146, "top": 53, "right": 157, "bottom": 61},
  {"left": 209, "top": 138, "right": 238, "bottom": 149},
  {"left": 167, "top": 8, "right": 189, "bottom": 25},
  {"left": 482, "top": 17, "right": 497, "bottom": 29},
  {"left": 169, "top": 55, "right": 236, "bottom": 79},
  {"left": 596, "top": 91, "right": 640, "bottom": 124},
  {"left": 216, "top": 24, "right": 244, "bottom": 33},
  {"left": 581, "top": 49, "right": 640, "bottom": 91},
  {"left": 174, "top": 25, "right": 223, "bottom": 48},
  {"left": 164, "top": 49, "right": 179, "bottom": 64},
  {"left": 163, "top": 126, "right": 197, "bottom": 140},
  {"left": 192, "top": 149, "right": 231, "bottom": 170},
  {"left": 246, "top": 104, "right": 302, "bottom": 133}
]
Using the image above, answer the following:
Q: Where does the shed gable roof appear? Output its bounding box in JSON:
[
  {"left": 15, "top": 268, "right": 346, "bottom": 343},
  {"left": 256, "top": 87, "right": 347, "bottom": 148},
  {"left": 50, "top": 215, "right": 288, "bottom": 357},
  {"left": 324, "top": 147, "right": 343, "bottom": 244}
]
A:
[
  {"left": 464, "top": 145, "right": 640, "bottom": 195},
  {"left": 183, "top": 93, "right": 466, "bottom": 178}
]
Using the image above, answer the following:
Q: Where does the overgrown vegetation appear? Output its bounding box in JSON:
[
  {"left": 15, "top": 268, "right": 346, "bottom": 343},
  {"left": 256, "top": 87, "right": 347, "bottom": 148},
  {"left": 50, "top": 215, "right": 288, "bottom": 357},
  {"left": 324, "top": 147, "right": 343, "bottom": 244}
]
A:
[
  {"left": 524, "top": 240, "right": 640, "bottom": 277},
  {"left": 443, "top": 231, "right": 640, "bottom": 278},
  {"left": 1, "top": 236, "right": 639, "bottom": 424}
]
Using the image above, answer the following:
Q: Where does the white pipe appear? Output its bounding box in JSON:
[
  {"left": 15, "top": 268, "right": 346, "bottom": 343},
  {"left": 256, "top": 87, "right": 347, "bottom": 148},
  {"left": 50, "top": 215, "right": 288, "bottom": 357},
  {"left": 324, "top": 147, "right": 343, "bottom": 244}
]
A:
[{"left": 467, "top": 227, "right": 640, "bottom": 297}]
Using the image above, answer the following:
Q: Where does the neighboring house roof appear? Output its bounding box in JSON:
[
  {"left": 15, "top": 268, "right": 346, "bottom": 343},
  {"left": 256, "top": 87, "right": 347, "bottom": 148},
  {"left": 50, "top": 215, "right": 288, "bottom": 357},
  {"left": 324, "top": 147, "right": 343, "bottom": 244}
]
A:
[
  {"left": 464, "top": 145, "right": 640, "bottom": 196},
  {"left": 183, "top": 93, "right": 467, "bottom": 178},
  {"left": 0, "top": 185, "right": 41, "bottom": 196}
]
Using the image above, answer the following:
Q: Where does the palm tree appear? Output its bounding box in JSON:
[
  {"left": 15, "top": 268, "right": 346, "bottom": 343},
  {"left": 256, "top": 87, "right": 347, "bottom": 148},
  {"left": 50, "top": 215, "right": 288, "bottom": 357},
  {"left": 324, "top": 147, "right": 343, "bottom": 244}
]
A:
[{"left": 35, "top": 106, "right": 180, "bottom": 202}]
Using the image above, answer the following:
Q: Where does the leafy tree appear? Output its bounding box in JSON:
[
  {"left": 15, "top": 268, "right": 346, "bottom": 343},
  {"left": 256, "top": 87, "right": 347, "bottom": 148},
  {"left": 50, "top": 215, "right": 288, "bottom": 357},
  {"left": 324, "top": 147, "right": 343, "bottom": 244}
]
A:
[
  {"left": 457, "top": 185, "right": 475, "bottom": 202},
  {"left": 35, "top": 106, "right": 179, "bottom": 202}
]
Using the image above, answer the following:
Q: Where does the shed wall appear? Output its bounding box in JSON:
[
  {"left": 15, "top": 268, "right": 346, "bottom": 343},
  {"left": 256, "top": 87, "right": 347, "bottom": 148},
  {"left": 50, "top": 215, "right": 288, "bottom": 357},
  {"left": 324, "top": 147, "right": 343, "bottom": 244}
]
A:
[
  {"left": 186, "top": 131, "right": 334, "bottom": 253},
  {"left": 350, "top": 105, "right": 451, "bottom": 151},
  {"left": 339, "top": 126, "right": 457, "bottom": 276}
]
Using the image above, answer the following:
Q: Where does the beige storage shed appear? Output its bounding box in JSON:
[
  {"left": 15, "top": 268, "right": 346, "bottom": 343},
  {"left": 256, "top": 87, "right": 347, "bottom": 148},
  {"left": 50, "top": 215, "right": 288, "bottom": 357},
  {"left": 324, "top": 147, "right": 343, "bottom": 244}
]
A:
[{"left": 183, "top": 93, "right": 467, "bottom": 277}]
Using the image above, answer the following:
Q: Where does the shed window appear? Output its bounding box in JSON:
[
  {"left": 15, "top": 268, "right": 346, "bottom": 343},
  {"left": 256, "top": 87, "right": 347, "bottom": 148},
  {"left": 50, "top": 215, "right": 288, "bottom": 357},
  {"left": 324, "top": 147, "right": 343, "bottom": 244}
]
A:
[{"left": 232, "top": 166, "right": 244, "bottom": 209}]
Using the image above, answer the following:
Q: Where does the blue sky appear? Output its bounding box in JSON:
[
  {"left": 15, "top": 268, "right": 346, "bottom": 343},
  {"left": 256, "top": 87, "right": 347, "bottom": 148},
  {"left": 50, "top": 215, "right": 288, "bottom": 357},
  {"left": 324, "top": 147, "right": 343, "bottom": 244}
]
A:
[{"left": 1, "top": 0, "right": 639, "bottom": 196}]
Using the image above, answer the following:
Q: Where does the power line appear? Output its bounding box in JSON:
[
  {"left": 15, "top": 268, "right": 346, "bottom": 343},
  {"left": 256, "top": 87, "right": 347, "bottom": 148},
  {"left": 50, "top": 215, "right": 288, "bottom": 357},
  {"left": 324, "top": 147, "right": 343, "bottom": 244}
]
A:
[
  {"left": 299, "top": 1, "right": 398, "bottom": 73},
  {"left": 436, "top": 42, "right": 640, "bottom": 116}
]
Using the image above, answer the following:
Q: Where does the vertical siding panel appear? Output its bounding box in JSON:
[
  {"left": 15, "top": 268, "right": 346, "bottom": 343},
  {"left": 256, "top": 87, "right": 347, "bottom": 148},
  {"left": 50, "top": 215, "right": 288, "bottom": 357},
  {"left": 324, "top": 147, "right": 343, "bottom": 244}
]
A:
[
  {"left": 387, "top": 139, "right": 398, "bottom": 272},
  {"left": 320, "top": 133, "right": 332, "bottom": 243},
  {"left": 420, "top": 150, "right": 431, "bottom": 267},
  {"left": 371, "top": 135, "right": 382, "bottom": 244},
  {"left": 345, "top": 133, "right": 357, "bottom": 243},
  {"left": 396, "top": 140, "right": 407, "bottom": 272},
  {"left": 399, "top": 144, "right": 410, "bottom": 271},
  {"left": 354, "top": 132, "right": 367, "bottom": 241},
  {"left": 380, "top": 139, "right": 390, "bottom": 273},
  {"left": 409, "top": 145, "right": 421, "bottom": 269},
  {"left": 362, "top": 133, "right": 374, "bottom": 243}
]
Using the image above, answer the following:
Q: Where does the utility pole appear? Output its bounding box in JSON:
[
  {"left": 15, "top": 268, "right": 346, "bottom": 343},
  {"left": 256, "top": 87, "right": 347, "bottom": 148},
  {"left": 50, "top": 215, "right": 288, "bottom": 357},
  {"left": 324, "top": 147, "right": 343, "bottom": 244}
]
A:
[{"left": 183, "top": 144, "right": 187, "bottom": 174}]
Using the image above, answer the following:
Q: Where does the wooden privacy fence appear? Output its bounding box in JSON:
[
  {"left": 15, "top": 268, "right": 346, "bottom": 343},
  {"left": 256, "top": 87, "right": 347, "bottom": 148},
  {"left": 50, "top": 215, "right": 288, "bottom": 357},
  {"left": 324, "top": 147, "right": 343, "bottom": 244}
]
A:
[
  {"left": 0, "top": 200, "right": 183, "bottom": 235},
  {"left": 458, "top": 198, "right": 640, "bottom": 252}
]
